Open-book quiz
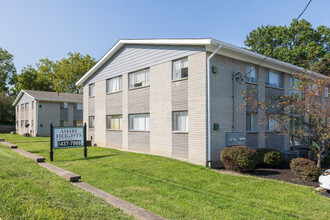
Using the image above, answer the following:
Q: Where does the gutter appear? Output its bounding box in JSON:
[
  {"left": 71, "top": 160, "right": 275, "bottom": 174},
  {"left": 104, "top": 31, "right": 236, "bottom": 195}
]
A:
[{"left": 207, "top": 44, "right": 222, "bottom": 167}]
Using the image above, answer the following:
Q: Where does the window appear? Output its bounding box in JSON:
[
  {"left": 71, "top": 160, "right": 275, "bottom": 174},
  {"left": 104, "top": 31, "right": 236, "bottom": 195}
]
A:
[
  {"left": 106, "top": 76, "right": 122, "bottom": 93},
  {"left": 266, "top": 70, "right": 283, "bottom": 88},
  {"left": 73, "top": 120, "right": 83, "bottom": 127},
  {"left": 129, "top": 114, "right": 150, "bottom": 131},
  {"left": 25, "top": 103, "right": 29, "bottom": 111},
  {"left": 73, "top": 103, "right": 83, "bottom": 110},
  {"left": 129, "top": 69, "right": 150, "bottom": 89},
  {"left": 172, "top": 57, "right": 188, "bottom": 80},
  {"left": 60, "top": 102, "right": 69, "bottom": 109},
  {"left": 21, "top": 104, "right": 24, "bottom": 111},
  {"left": 172, "top": 111, "right": 188, "bottom": 132},
  {"left": 267, "top": 114, "right": 279, "bottom": 131},
  {"left": 325, "top": 87, "right": 329, "bottom": 98},
  {"left": 106, "top": 115, "right": 122, "bottom": 130},
  {"left": 16, "top": 120, "right": 19, "bottom": 127},
  {"left": 32, "top": 101, "right": 34, "bottom": 110},
  {"left": 246, "top": 65, "right": 256, "bottom": 83},
  {"left": 17, "top": 105, "right": 19, "bottom": 112},
  {"left": 60, "top": 120, "right": 68, "bottom": 127},
  {"left": 89, "top": 83, "right": 95, "bottom": 97},
  {"left": 289, "top": 110, "right": 303, "bottom": 146},
  {"left": 290, "top": 76, "right": 299, "bottom": 95},
  {"left": 31, "top": 120, "right": 34, "bottom": 127},
  {"left": 21, "top": 120, "right": 24, "bottom": 127},
  {"left": 25, "top": 120, "right": 29, "bottom": 127},
  {"left": 89, "top": 116, "right": 95, "bottom": 128},
  {"left": 246, "top": 113, "right": 258, "bottom": 131}
]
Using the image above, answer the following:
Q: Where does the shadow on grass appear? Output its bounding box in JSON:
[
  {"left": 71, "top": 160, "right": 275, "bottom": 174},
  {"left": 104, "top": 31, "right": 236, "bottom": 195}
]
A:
[{"left": 54, "top": 153, "right": 124, "bottom": 162}]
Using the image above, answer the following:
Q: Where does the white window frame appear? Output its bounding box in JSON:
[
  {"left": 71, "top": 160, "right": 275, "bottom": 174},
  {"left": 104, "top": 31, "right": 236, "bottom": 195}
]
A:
[
  {"left": 128, "top": 114, "right": 150, "bottom": 131},
  {"left": 25, "top": 103, "right": 29, "bottom": 111},
  {"left": 60, "top": 102, "right": 69, "bottom": 109},
  {"left": 106, "top": 115, "right": 122, "bottom": 130},
  {"left": 21, "top": 120, "right": 24, "bottom": 127},
  {"left": 246, "top": 113, "right": 258, "bottom": 131},
  {"left": 129, "top": 69, "right": 150, "bottom": 89},
  {"left": 246, "top": 65, "right": 257, "bottom": 83},
  {"left": 89, "top": 83, "right": 95, "bottom": 97},
  {"left": 74, "top": 103, "right": 83, "bottom": 110},
  {"left": 89, "top": 116, "right": 95, "bottom": 129},
  {"left": 25, "top": 120, "right": 29, "bottom": 126},
  {"left": 266, "top": 70, "right": 283, "bottom": 88},
  {"left": 21, "top": 104, "right": 24, "bottom": 111},
  {"left": 106, "top": 76, "right": 122, "bottom": 93},
  {"left": 31, "top": 120, "right": 34, "bottom": 127},
  {"left": 172, "top": 111, "right": 188, "bottom": 132},
  {"left": 172, "top": 57, "right": 188, "bottom": 80}
]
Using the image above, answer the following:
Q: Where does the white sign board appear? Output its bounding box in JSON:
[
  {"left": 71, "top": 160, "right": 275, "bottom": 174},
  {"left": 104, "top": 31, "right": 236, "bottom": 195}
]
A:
[{"left": 53, "top": 127, "right": 84, "bottom": 149}]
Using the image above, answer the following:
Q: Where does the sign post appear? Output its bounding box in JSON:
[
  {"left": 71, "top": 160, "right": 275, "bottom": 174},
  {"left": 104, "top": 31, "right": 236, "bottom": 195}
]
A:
[{"left": 50, "top": 124, "right": 86, "bottom": 161}]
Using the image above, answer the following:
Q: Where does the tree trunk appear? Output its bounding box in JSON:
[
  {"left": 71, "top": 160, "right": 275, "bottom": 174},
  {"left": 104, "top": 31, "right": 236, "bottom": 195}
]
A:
[{"left": 317, "top": 153, "right": 322, "bottom": 169}]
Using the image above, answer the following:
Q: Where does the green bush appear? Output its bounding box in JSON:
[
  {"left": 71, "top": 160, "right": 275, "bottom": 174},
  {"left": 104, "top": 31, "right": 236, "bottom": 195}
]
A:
[
  {"left": 324, "top": 155, "right": 330, "bottom": 165},
  {"left": 220, "top": 145, "right": 258, "bottom": 172},
  {"left": 257, "top": 148, "right": 282, "bottom": 166},
  {"left": 290, "top": 158, "right": 321, "bottom": 182}
]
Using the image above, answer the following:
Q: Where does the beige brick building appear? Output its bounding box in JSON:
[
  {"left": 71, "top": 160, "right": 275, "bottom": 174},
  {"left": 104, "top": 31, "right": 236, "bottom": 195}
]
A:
[
  {"left": 76, "top": 39, "right": 323, "bottom": 167},
  {"left": 13, "top": 90, "right": 83, "bottom": 137}
]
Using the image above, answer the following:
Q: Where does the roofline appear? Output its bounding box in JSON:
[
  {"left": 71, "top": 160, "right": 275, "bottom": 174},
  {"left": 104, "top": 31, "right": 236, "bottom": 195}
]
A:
[
  {"left": 12, "top": 90, "right": 83, "bottom": 106},
  {"left": 76, "top": 38, "right": 327, "bottom": 86}
]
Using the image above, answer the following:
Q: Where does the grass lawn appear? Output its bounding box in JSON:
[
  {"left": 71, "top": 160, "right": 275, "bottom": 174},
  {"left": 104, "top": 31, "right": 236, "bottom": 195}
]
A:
[
  {"left": 2, "top": 134, "right": 330, "bottom": 219},
  {"left": 0, "top": 143, "right": 133, "bottom": 219}
]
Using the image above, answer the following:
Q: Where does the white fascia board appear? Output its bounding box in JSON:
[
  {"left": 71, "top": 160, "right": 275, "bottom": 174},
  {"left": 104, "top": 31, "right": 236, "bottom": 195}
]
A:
[
  {"left": 35, "top": 98, "right": 83, "bottom": 103},
  {"left": 12, "top": 90, "right": 35, "bottom": 106},
  {"left": 75, "top": 38, "right": 214, "bottom": 87}
]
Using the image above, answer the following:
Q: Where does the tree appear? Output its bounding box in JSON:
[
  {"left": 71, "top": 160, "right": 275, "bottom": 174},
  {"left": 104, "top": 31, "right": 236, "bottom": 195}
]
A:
[
  {"left": 0, "top": 47, "right": 17, "bottom": 92},
  {"left": 53, "top": 53, "right": 97, "bottom": 93},
  {"left": 13, "top": 53, "right": 96, "bottom": 94},
  {"left": 0, "top": 91, "right": 16, "bottom": 124},
  {"left": 245, "top": 19, "right": 330, "bottom": 75},
  {"left": 244, "top": 69, "right": 329, "bottom": 168}
]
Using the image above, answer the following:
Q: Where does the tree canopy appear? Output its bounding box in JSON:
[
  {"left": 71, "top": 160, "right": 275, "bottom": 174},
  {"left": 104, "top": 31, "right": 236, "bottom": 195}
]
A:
[
  {"left": 0, "top": 47, "right": 17, "bottom": 92},
  {"left": 14, "top": 52, "right": 96, "bottom": 94},
  {"left": 244, "top": 19, "right": 329, "bottom": 75}
]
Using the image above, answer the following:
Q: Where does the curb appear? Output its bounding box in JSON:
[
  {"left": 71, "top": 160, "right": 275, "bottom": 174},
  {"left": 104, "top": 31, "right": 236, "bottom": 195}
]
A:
[{"left": 1, "top": 141, "right": 166, "bottom": 220}]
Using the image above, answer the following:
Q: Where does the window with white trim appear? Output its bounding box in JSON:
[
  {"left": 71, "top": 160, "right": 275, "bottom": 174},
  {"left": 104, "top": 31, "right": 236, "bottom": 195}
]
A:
[
  {"left": 32, "top": 101, "right": 34, "bottom": 110},
  {"left": 25, "top": 103, "right": 29, "bottom": 111},
  {"left": 21, "top": 120, "right": 24, "bottom": 127},
  {"left": 73, "top": 120, "right": 83, "bottom": 127},
  {"left": 60, "top": 120, "right": 68, "bottom": 127},
  {"left": 89, "top": 83, "right": 95, "bottom": 97},
  {"left": 106, "top": 115, "right": 122, "bottom": 130},
  {"left": 106, "top": 76, "right": 122, "bottom": 93},
  {"left": 325, "top": 86, "right": 329, "bottom": 98},
  {"left": 21, "top": 104, "right": 24, "bottom": 111},
  {"left": 129, "top": 114, "right": 150, "bottom": 131},
  {"left": 267, "top": 114, "right": 279, "bottom": 131},
  {"left": 17, "top": 105, "right": 19, "bottom": 112},
  {"left": 246, "top": 113, "right": 258, "bottom": 131},
  {"left": 31, "top": 120, "right": 34, "bottom": 127},
  {"left": 60, "top": 102, "right": 69, "bottom": 109},
  {"left": 246, "top": 65, "right": 256, "bottom": 83},
  {"left": 89, "top": 116, "right": 95, "bottom": 128},
  {"left": 172, "top": 111, "right": 188, "bottom": 132},
  {"left": 73, "top": 103, "right": 83, "bottom": 110},
  {"left": 266, "top": 70, "right": 283, "bottom": 88},
  {"left": 172, "top": 57, "right": 188, "bottom": 80},
  {"left": 25, "top": 120, "right": 29, "bottom": 127},
  {"left": 129, "top": 69, "right": 149, "bottom": 89}
]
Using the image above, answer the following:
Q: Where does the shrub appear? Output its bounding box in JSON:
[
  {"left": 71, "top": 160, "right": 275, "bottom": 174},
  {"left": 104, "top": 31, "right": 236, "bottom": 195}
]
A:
[
  {"left": 220, "top": 145, "right": 258, "bottom": 172},
  {"left": 324, "top": 155, "right": 330, "bottom": 165},
  {"left": 290, "top": 158, "right": 321, "bottom": 182},
  {"left": 257, "top": 148, "right": 282, "bottom": 166}
]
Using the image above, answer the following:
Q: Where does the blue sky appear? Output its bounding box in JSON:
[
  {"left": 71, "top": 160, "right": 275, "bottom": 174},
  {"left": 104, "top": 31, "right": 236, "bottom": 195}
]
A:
[{"left": 1, "top": 0, "right": 329, "bottom": 73}]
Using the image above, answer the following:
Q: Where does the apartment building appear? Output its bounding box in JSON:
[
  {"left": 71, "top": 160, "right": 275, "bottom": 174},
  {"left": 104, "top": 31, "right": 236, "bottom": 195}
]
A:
[
  {"left": 13, "top": 90, "right": 83, "bottom": 137},
  {"left": 76, "top": 38, "right": 326, "bottom": 167}
]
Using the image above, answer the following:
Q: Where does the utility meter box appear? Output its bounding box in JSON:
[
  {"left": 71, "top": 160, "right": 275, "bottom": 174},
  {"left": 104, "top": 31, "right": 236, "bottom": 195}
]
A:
[{"left": 226, "top": 132, "right": 245, "bottom": 146}]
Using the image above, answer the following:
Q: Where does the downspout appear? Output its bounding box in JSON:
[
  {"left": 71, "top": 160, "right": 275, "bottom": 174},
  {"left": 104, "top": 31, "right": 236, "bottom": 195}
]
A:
[
  {"left": 207, "top": 44, "right": 222, "bottom": 167},
  {"left": 35, "top": 100, "right": 39, "bottom": 137},
  {"left": 233, "top": 73, "right": 236, "bottom": 132}
]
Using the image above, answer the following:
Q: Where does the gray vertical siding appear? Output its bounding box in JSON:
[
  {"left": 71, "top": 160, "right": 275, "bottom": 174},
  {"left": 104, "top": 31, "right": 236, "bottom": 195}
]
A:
[
  {"left": 172, "top": 133, "right": 188, "bottom": 158},
  {"left": 246, "top": 133, "right": 259, "bottom": 149},
  {"left": 172, "top": 79, "right": 188, "bottom": 111},
  {"left": 85, "top": 45, "right": 204, "bottom": 85},
  {"left": 60, "top": 109, "right": 68, "bottom": 120},
  {"left": 265, "top": 133, "right": 284, "bottom": 151},
  {"left": 128, "top": 132, "right": 150, "bottom": 152},
  {"left": 73, "top": 110, "right": 83, "bottom": 120},
  {"left": 128, "top": 87, "right": 150, "bottom": 113}
]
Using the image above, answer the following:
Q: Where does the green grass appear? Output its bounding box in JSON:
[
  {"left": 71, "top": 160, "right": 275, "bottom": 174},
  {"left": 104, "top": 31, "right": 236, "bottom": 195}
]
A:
[
  {"left": 0, "top": 143, "right": 134, "bottom": 219},
  {"left": 2, "top": 134, "right": 330, "bottom": 219}
]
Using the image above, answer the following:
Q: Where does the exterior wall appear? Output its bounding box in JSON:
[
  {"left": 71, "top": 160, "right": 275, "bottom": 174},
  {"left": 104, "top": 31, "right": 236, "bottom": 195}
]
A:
[
  {"left": 172, "top": 133, "right": 188, "bottom": 158},
  {"left": 16, "top": 93, "right": 34, "bottom": 135},
  {"left": 86, "top": 45, "right": 204, "bottom": 84},
  {"left": 94, "top": 80, "right": 107, "bottom": 146},
  {"left": 37, "top": 101, "right": 61, "bottom": 137},
  {"left": 128, "top": 87, "right": 150, "bottom": 113},
  {"left": 106, "top": 130, "right": 122, "bottom": 149}
]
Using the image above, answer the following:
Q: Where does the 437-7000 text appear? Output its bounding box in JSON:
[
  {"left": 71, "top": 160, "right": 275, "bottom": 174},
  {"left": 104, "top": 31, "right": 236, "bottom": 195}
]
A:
[{"left": 57, "top": 140, "right": 82, "bottom": 147}]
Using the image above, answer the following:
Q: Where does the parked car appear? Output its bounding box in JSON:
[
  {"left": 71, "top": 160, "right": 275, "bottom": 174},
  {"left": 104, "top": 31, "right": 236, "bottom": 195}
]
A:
[{"left": 319, "top": 170, "right": 330, "bottom": 190}]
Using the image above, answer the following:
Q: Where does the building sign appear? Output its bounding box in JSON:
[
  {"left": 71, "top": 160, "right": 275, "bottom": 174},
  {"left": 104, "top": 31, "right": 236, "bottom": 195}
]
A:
[
  {"left": 50, "top": 124, "right": 87, "bottom": 161},
  {"left": 53, "top": 127, "right": 84, "bottom": 149}
]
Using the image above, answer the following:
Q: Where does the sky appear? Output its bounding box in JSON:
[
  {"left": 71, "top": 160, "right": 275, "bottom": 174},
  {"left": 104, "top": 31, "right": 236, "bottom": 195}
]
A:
[{"left": 1, "top": 0, "right": 329, "bottom": 73}]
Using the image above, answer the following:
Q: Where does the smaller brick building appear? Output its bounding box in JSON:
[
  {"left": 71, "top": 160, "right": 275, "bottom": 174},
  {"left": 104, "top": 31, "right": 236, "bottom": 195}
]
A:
[{"left": 13, "top": 90, "right": 83, "bottom": 137}]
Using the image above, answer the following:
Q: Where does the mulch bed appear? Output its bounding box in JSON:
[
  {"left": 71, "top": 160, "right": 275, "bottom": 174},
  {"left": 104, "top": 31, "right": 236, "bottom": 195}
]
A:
[{"left": 246, "top": 163, "right": 330, "bottom": 187}]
